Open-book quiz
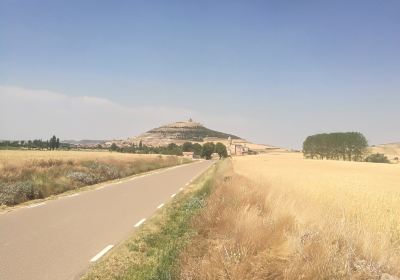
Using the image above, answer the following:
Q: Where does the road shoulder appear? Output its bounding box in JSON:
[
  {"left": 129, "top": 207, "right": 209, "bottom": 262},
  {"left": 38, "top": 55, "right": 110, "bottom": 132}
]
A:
[{"left": 81, "top": 160, "right": 221, "bottom": 280}]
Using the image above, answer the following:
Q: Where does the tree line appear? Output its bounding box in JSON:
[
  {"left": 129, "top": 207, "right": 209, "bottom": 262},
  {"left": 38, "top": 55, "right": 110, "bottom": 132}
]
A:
[
  {"left": 0, "top": 135, "right": 61, "bottom": 150},
  {"left": 303, "top": 132, "right": 368, "bottom": 161},
  {"left": 1, "top": 136, "right": 229, "bottom": 159},
  {"left": 111, "top": 141, "right": 228, "bottom": 159}
]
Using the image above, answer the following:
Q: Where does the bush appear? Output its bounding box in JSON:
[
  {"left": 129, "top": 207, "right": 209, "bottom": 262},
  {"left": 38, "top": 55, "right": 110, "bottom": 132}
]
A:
[
  {"left": 365, "top": 153, "right": 390, "bottom": 163},
  {"left": 0, "top": 181, "right": 40, "bottom": 206},
  {"left": 82, "top": 161, "right": 121, "bottom": 180},
  {"left": 92, "top": 163, "right": 120, "bottom": 180},
  {"left": 66, "top": 171, "right": 98, "bottom": 185}
]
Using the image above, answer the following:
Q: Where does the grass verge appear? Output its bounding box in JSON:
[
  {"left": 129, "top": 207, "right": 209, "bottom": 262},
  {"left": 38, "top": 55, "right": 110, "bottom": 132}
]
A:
[
  {"left": 81, "top": 160, "right": 223, "bottom": 280},
  {"left": 0, "top": 150, "right": 189, "bottom": 206}
]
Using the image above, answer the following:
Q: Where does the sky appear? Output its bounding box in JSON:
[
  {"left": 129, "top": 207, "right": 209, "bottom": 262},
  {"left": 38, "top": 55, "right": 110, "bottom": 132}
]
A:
[{"left": 1, "top": 0, "right": 399, "bottom": 148}]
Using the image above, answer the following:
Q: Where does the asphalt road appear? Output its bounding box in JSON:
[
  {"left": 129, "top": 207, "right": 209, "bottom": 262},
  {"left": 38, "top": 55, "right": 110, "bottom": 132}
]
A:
[{"left": 0, "top": 160, "right": 213, "bottom": 280}]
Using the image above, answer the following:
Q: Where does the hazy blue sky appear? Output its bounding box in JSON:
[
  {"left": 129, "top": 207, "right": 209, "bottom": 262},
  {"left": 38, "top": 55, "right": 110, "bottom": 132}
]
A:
[{"left": 1, "top": 0, "right": 399, "bottom": 148}]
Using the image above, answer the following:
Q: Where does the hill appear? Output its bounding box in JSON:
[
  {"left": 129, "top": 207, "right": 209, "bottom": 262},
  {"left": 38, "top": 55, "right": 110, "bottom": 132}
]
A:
[
  {"left": 111, "top": 119, "right": 279, "bottom": 153},
  {"left": 370, "top": 142, "right": 400, "bottom": 161},
  {"left": 62, "top": 139, "right": 107, "bottom": 146},
  {"left": 148, "top": 121, "right": 240, "bottom": 140}
]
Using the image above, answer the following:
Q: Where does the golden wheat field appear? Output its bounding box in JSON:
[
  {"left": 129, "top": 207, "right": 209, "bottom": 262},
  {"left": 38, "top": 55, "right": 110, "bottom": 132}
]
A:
[
  {"left": 233, "top": 152, "right": 400, "bottom": 236},
  {"left": 179, "top": 153, "right": 400, "bottom": 279},
  {"left": 0, "top": 149, "right": 164, "bottom": 167}
]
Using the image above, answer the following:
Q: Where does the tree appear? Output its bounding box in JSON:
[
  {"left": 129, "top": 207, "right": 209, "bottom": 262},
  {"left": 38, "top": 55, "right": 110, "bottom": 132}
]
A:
[
  {"left": 182, "top": 142, "right": 193, "bottom": 152},
  {"left": 163, "top": 143, "right": 182, "bottom": 155},
  {"left": 182, "top": 142, "right": 202, "bottom": 156},
  {"left": 49, "top": 135, "right": 57, "bottom": 150},
  {"left": 201, "top": 142, "right": 215, "bottom": 160},
  {"left": 192, "top": 143, "right": 203, "bottom": 155},
  {"left": 215, "top": 142, "right": 228, "bottom": 159},
  {"left": 303, "top": 132, "right": 368, "bottom": 161},
  {"left": 56, "top": 138, "right": 60, "bottom": 149},
  {"left": 110, "top": 143, "right": 118, "bottom": 152},
  {"left": 139, "top": 140, "right": 143, "bottom": 149}
]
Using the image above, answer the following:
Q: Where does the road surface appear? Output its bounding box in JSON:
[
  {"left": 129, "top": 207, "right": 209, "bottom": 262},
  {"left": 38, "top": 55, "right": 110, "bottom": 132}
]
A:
[{"left": 0, "top": 160, "right": 213, "bottom": 280}]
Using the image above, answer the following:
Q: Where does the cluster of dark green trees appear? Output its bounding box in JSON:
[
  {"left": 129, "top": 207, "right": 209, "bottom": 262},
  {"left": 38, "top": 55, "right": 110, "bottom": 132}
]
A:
[
  {"left": 303, "top": 132, "right": 368, "bottom": 161},
  {"left": 111, "top": 141, "right": 228, "bottom": 159},
  {"left": 0, "top": 135, "right": 61, "bottom": 150},
  {"left": 200, "top": 142, "right": 228, "bottom": 159}
]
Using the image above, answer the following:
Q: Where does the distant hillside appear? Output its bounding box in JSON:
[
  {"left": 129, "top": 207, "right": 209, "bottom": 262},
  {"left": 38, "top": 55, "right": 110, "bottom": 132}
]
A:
[
  {"left": 145, "top": 120, "right": 240, "bottom": 142},
  {"left": 62, "top": 139, "right": 107, "bottom": 146},
  {"left": 127, "top": 120, "right": 241, "bottom": 147},
  {"left": 370, "top": 142, "right": 400, "bottom": 160},
  {"left": 103, "top": 119, "right": 277, "bottom": 153}
]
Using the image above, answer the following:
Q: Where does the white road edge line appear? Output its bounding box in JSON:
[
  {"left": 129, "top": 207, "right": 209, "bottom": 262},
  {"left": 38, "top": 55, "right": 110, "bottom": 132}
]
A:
[
  {"left": 157, "top": 203, "right": 164, "bottom": 209},
  {"left": 90, "top": 245, "right": 114, "bottom": 262},
  {"left": 27, "top": 202, "right": 45, "bottom": 208},
  {"left": 171, "top": 193, "right": 176, "bottom": 198},
  {"left": 134, "top": 218, "right": 146, "bottom": 228}
]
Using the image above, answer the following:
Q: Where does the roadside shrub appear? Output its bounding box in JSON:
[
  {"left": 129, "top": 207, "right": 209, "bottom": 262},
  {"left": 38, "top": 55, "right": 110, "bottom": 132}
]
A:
[
  {"left": 66, "top": 171, "right": 98, "bottom": 185},
  {"left": 95, "top": 164, "right": 120, "bottom": 180},
  {"left": 0, "top": 181, "right": 40, "bottom": 206},
  {"left": 365, "top": 153, "right": 390, "bottom": 163},
  {"left": 83, "top": 161, "right": 121, "bottom": 180}
]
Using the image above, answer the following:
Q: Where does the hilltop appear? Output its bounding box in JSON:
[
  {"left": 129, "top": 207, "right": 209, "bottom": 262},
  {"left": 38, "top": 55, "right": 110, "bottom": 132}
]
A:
[
  {"left": 106, "top": 119, "right": 279, "bottom": 153},
  {"left": 129, "top": 119, "right": 239, "bottom": 146}
]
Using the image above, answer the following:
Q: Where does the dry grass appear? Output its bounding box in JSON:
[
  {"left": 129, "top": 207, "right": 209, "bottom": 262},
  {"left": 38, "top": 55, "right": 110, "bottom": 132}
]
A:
[
  {"left": 179, "top": 153, "right": 400, "bottom": 279},
  {"left": 0, "top": 150, "right": 165, "bottom": 167},
  {"left": 370, "top": 143, "right": 400, "bottom": 162},
  {"left": 0, "top": 150, "right": 187, "bottom": 206}
]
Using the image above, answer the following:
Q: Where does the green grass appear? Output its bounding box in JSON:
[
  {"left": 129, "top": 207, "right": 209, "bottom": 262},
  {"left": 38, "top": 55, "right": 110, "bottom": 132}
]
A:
[{"left": 82, "top": 162, "right": 219, "bottom": 280}]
